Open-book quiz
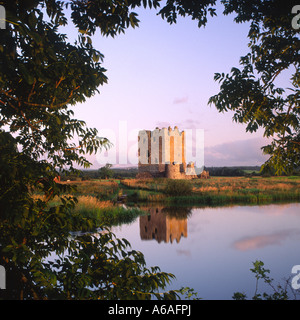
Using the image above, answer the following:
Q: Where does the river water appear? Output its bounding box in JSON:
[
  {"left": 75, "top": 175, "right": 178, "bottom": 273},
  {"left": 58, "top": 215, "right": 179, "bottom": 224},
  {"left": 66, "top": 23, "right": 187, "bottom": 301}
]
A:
[{"left": 111, "top": 203, "right": 300, "bottom": 299}]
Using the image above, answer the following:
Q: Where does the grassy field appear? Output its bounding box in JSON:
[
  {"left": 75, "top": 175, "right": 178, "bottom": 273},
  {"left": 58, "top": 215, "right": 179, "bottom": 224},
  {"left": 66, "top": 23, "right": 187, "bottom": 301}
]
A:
[
  {"left": 58, "top": 175, "right": 300, "bottom": 205},
  {"left": 120, "top": 176, "right": 300, "bottom": 205},
  {"left": 34, "top": 176, "right": 299, "bottom": 226}
]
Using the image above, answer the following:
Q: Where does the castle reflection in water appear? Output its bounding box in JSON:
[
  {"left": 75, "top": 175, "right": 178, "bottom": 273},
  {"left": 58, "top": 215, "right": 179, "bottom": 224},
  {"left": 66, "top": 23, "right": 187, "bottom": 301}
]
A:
[{"left": 139, "top": 206, "right": 192, "bottom": 244}]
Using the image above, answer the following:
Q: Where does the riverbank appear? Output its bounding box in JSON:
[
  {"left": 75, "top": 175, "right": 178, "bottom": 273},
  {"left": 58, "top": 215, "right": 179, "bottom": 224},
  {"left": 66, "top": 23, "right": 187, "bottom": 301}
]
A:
[
  {"left": 64, "top": 176, "right": 300, "bottom": 204},
  {"left": 121, "top": 176, "right": 300, "bottom": 205},
  {"left": 40, "top": 176, "right": 300, "bottom": 225},
  {"left": 33, "top": 194, "right": 144, "bottom": 227}
]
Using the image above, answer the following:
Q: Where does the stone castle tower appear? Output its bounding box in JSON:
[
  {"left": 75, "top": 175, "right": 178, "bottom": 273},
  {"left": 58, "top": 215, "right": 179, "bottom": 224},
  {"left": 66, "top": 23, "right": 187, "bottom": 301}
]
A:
[{"left": 137, "top": 126, "right": 197, "bottom": 179}]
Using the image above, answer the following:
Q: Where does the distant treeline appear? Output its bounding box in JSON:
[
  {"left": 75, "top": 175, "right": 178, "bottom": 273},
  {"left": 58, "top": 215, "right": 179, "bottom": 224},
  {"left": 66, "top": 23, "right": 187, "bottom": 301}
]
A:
[
  {"left": 60, "top": 167, "right": 139, "bottom": 181},
  {"left": 59, "top": 166, "right": 268, "bottom": 181},
  {"left": 59, "top": 165, "right": 300, "bottom": 181},
  {"left": 206, "top": 166, "right": 261, "bottom": 177}
]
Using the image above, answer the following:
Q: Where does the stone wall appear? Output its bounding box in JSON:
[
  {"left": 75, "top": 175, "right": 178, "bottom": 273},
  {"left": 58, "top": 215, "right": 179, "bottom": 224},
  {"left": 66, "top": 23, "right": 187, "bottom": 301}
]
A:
[
  {"left": 165, "top": 163, "right": 186, "bottom": 179},
  {"left": 137, "top": 164, "right": 166, "bottom": 178}
]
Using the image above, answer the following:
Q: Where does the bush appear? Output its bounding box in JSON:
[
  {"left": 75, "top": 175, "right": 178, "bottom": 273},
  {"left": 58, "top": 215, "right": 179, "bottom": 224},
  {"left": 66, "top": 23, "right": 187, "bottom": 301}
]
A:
[
  {"left": 233, "top": 260, "right": 300, "bottom": 300},
  {"left": 164, "top": 179, "right": 193, "bottom": 196}
]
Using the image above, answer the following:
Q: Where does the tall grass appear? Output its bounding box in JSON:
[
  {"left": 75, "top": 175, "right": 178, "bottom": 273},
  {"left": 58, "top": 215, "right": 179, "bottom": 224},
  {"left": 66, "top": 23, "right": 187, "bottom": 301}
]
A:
[
  {"left": 77, "top": 204, "right": 144, "bottom": 226},
  {"left": 166, "top": 189, "right": 300, "bottom": 205},
  {"left": 166, "top": 194, "right": 258, "bottom": 206},
  {"left": 80, "top": 176, "right": 300, "bottom": 206},
  {"left": 61, "top": 180, "right": 120, "bottom": 200},
  {"left": 121, "top": 188, "right": 166, "bottom": 203},
  {"left": 164, "top": 179, "right": 193, "bottom": 196},
  {"left": 33, "top": 194, "right": 144, "bottom": 226},
  {"left": 69, "top": 195, "right": 144, "bottom": 226}
]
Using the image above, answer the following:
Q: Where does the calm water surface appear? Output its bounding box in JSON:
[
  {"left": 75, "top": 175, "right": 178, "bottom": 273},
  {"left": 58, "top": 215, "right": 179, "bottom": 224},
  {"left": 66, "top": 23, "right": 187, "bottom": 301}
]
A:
[{"left": 111, "top": 203, "right": 300, "bottom": 299}]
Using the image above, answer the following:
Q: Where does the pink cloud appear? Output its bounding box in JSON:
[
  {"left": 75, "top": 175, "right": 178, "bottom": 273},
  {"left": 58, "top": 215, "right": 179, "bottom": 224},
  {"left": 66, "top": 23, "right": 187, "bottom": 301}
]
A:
[
  {"left": 233, "top": 229, "right": 300, "bottom": 251},
  {"left": 173, "top": 96, "right": 189, "bottom": 104},
  {"left": 205, "top": 137, "right": 269, "bottom": 166}
]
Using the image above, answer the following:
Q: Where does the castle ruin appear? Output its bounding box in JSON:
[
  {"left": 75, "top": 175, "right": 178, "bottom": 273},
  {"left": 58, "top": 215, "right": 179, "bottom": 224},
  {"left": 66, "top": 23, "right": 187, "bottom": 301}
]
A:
[{"left": 137, "top": 126, "right": 200, "bottom": 179}]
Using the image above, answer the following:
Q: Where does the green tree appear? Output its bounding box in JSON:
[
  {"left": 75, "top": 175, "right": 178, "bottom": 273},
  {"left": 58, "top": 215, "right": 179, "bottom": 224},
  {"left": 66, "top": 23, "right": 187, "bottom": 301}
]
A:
[
  {"left": 209, "top": 0, "right": 300, "bottom": 175},
  {"left": 98, "top": 163, "right": 114, "bottom": 179}
]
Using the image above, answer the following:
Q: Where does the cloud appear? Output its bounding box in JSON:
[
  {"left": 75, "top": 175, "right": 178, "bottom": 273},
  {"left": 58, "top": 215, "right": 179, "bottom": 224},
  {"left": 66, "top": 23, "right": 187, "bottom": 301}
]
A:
[
  {"left": 173, "top": 96, "right": 189, "bottom": 104},
  {"left": 155, "top": 121, "right": 171, "bottom": 128},
  {"left": 233, "top": 229, "right": 300, "bottom": 251},
  {"left": 155, "top": 119, "right": 202, "bottom": 130},
  {"left": 176, "top": 249, "right": 191, "bottom": 257},
  {"left": 205, "top": 137, "right": 269, "bottom": 166},
  {"left": 178, "top": 118, "right": 202, "bottom": 129}
]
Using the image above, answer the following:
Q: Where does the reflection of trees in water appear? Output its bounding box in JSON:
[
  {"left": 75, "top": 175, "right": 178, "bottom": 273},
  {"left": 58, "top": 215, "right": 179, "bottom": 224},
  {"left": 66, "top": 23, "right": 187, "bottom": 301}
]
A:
[
  {"left": 139, "top": 206, "right": 191, "bottom": 244},
  {"left": 161, "top": 206, "right": 193, "bottom": 219}
]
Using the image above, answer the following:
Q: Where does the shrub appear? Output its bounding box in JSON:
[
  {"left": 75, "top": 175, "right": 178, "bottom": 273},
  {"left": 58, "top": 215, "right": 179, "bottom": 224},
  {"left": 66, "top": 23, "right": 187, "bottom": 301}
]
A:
[
  {"left": 233, "top": 260, "right": 300, "bottom": 300},
  {"left": 164, "top": 179, "right": 193, "bottom": 196}
]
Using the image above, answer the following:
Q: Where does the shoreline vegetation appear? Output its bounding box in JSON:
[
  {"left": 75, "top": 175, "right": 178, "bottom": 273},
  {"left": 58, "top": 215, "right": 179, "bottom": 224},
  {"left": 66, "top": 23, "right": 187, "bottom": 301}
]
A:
[{"left": 35, "top": 176, "right": 300, "bottom": 226}]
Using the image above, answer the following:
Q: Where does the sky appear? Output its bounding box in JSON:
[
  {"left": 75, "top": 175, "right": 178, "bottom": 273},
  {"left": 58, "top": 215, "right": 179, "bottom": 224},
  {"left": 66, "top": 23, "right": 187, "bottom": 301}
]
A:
[{"left": 69, "top": 4, "right": 273, "bottom": 168}]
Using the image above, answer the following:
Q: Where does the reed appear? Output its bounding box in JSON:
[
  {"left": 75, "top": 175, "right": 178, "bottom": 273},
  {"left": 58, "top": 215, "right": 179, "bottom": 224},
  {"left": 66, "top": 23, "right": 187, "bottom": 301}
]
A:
[
  {"left": 76, "top": 205, "right": 144, "bottom": 226},
  {"left": 68, "top": 195, "right": 143, "bottom": 226},
  {"left": 33, "top": 193, "right": 143, "bottom": 226},
  {"left": 164, "top": 179, "right": 193, "bottom": 196},
  {"left": 166, "top": 189, "right": 300, "bottom": 205}
]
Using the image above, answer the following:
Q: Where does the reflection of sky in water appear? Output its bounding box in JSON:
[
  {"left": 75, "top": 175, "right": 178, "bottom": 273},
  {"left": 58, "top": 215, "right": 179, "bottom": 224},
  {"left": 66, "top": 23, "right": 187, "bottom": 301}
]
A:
[
  {"left": 233, "top": 229, "right": 300, "bottom": 251},
  {"left": 111, "top": 203, "right": 300, "bottom": 299}
]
